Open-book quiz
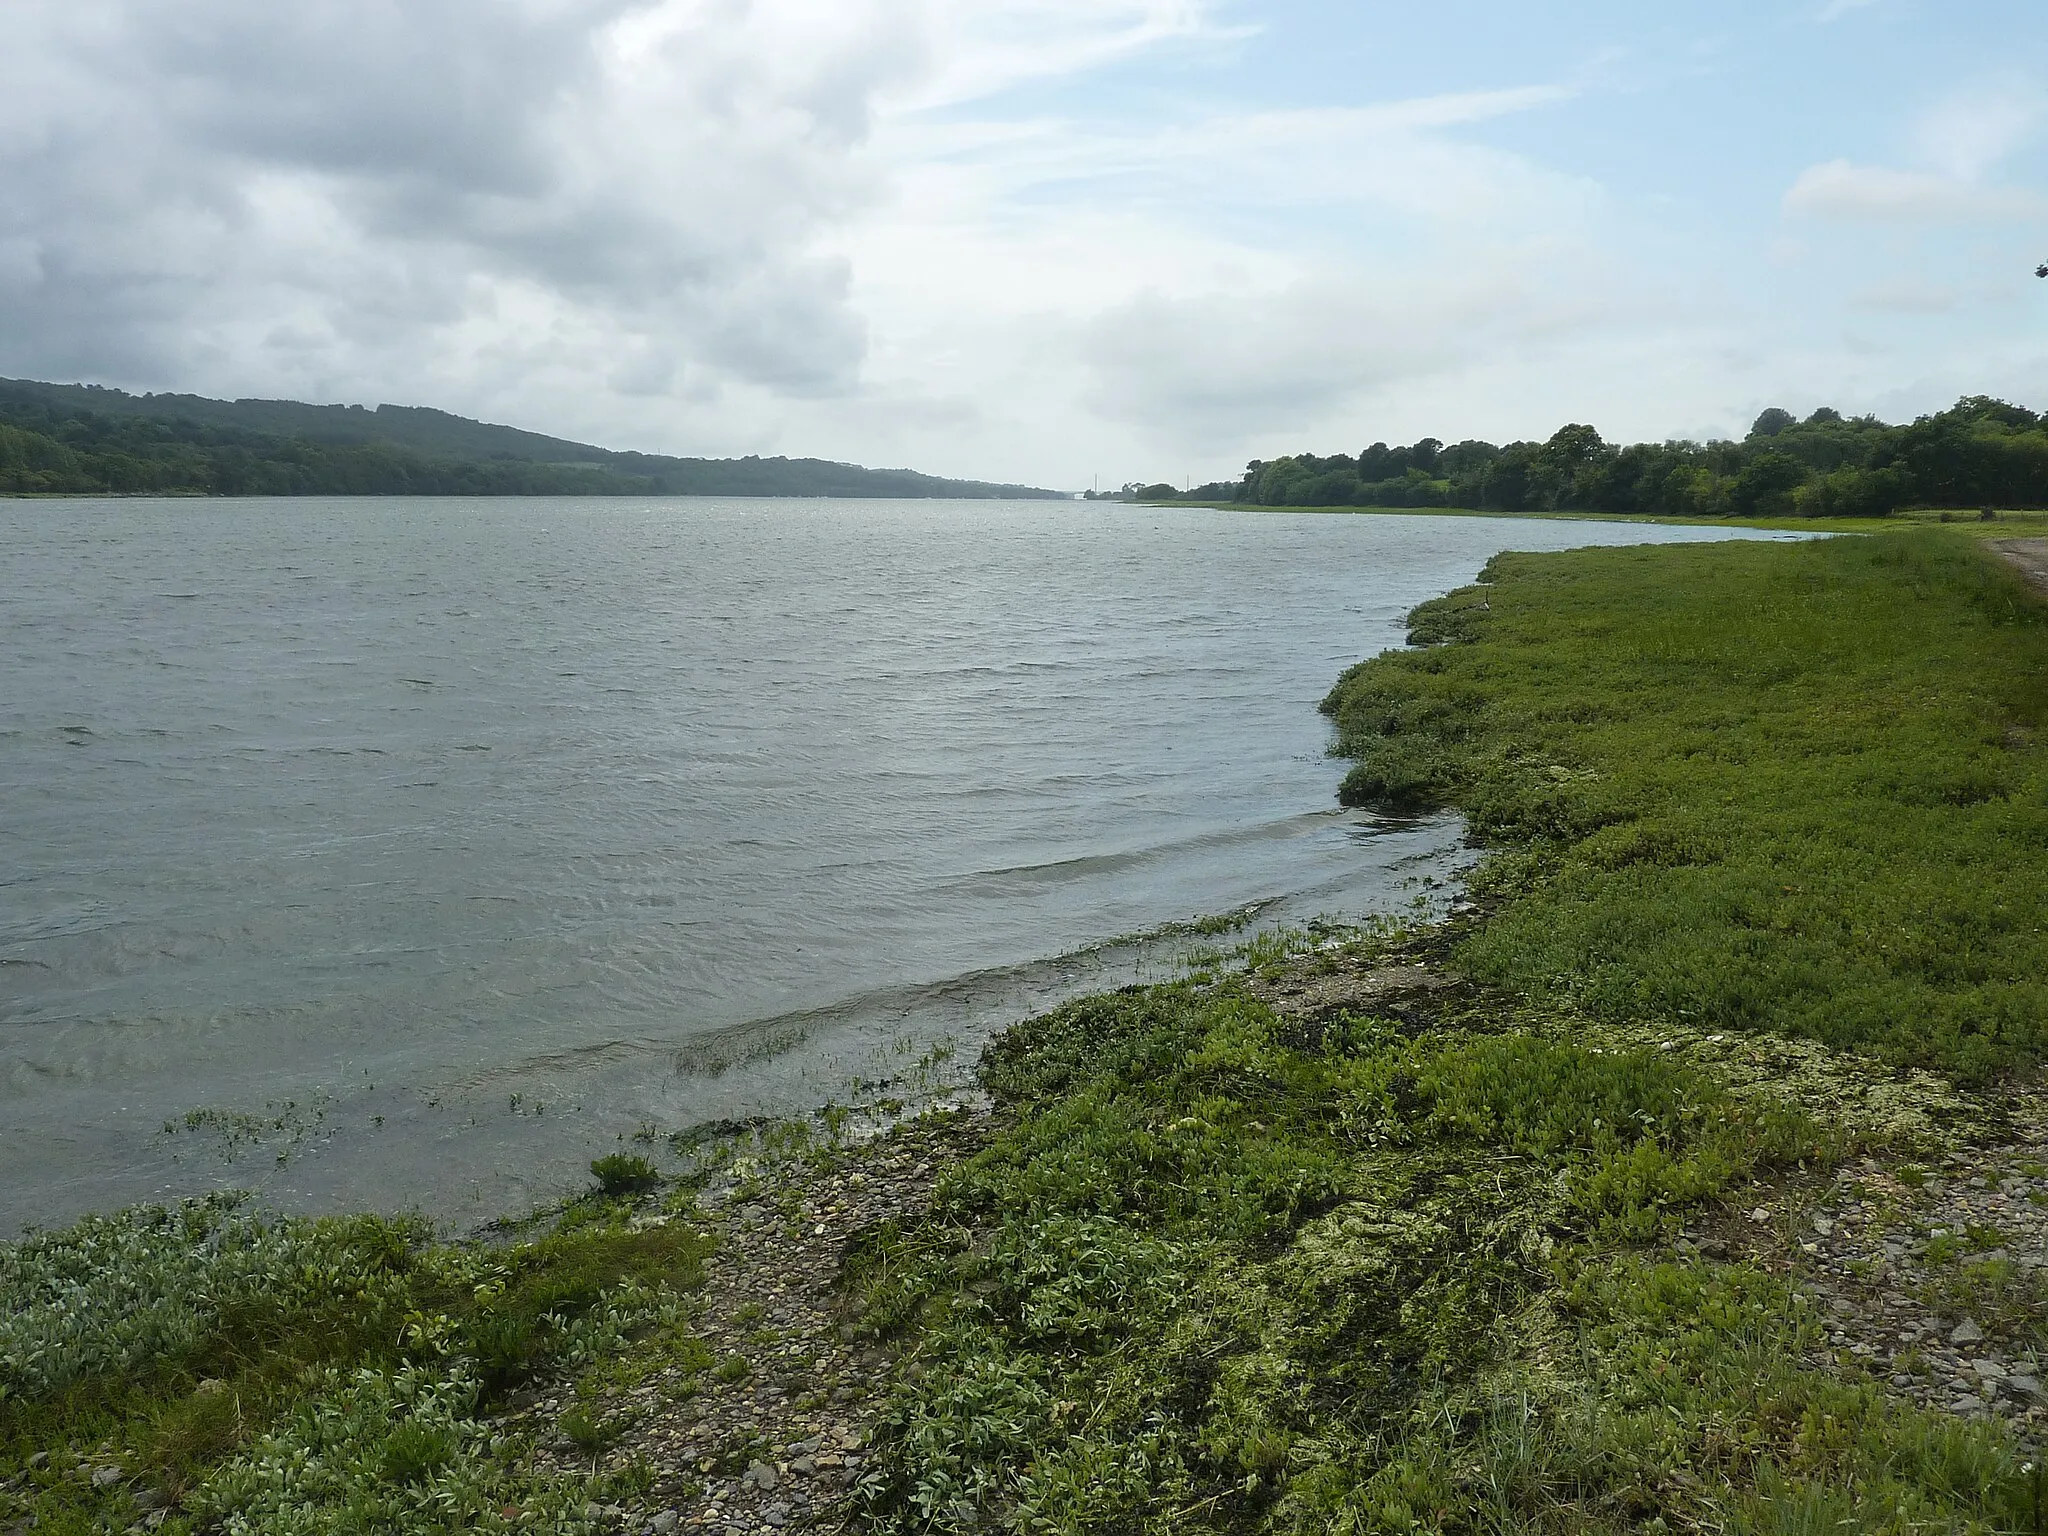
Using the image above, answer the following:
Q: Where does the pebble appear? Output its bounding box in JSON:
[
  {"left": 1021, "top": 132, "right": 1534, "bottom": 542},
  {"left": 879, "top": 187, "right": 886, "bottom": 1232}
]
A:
[
  {"left": 1753, "top": 1098, "right": 2048, "bottom": 1436},
  {"left": 514, "top": 1110, "right": 987, "bottom": 1536}
]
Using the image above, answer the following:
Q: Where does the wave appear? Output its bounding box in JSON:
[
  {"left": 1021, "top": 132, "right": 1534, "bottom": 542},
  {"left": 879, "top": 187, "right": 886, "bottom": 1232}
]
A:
[{"left": 940, "top": 808, "right": 1437, "bottom": 892}]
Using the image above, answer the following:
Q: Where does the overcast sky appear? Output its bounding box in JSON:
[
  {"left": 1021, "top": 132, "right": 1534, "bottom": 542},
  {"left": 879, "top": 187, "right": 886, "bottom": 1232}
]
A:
[{"left": 4, "top": 1, "right": 2045, "bottom": 488}]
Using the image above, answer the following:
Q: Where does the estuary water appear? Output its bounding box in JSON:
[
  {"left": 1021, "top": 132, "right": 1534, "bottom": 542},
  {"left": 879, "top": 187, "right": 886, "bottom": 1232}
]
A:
[{"left": 0, "top": 498, "right": 1787, "bottom": 1227}]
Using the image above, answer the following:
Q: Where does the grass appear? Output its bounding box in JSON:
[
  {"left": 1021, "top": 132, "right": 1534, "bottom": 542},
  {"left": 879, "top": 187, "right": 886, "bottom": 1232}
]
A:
[
  {"left": 591, "top": 1153, "right": 661, "bottom": 1195},
  {"left": 847, "top": 975, "right": 2030, "bottom": 1535},
  {"left": 844, "top": 526, "right": 2048, "bottom": 1535},
  {"left": 1321, "top": 528, "right": 2048, "bottom": 1083},
  {"left": 0, "top": 1191, "right": 710, "bottom": 1534}
]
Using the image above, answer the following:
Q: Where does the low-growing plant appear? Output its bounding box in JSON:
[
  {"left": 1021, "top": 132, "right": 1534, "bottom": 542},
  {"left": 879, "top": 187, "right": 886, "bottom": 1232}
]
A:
[
  {"left": 847, "top": 976, "right": 2018, "bottom": 1536},
  {"left": 187, "top": 1363, "right": 601, "bottom": 1536},
  {"left": 0, "top": 1192, "right": 710, "bottom": 1533},
  {"left": 559, "top": 1403, "right": 622, "bottom": 1455},
  {"left": 590, "top": 1153, "right": 660, "bottom": 1196},
  {"left": 1320, "top": 531, "right": 2048, "bottom": 1083}
]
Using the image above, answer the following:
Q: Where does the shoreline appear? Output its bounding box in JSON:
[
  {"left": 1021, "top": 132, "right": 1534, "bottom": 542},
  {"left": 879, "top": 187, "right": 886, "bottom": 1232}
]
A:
[
  {"left": 1147, "top": 498, "right": 2048, "bottom": 539},
  {"left": 9, "top": 526, "right": 2048, "bottom": 1532}
]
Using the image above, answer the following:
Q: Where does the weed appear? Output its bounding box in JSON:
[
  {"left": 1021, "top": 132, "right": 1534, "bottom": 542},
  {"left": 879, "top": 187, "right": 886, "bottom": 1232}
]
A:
[
  {"left": 559, "top": 1404, "right": 622, "bottom": 1456},
  {"left": 590, "top": 1154, "right": 660, "bottom": 1196}
]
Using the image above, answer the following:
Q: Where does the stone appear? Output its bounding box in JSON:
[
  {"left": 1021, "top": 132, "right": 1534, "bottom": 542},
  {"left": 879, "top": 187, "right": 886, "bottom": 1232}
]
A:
[
  {"left": 1950, "top": 1393, "right": 1986, "bottom": 1412},
  {"left": 1951, "top": 1321, "right": 1986, "bottom": 1345},
  {"left": 91, "top": 1466, "right": 123, "bottom": 1490},
  {"left": 744, "top": 1461, "right": 781, "bottom": 1491},
  {"left": 651, "top": 1512, "right": 680, "bottom": 1535},
  {"left": 2010, "top": 1374, "right": 2045, "bottom": 1398}
]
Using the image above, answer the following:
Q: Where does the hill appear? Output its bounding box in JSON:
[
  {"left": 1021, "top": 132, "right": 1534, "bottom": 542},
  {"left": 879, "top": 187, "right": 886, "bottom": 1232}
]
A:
[{"left": 0, "top": 379, "right": 1063, "bottom": 499}]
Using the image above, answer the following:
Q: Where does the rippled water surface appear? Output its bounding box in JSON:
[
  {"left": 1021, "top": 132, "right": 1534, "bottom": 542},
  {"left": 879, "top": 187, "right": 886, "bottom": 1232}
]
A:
[{"left": 0, "top": 498, "right": 1784, "bottom": 1226}]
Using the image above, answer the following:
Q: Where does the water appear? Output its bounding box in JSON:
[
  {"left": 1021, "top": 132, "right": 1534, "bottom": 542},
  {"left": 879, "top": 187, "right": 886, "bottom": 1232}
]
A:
[{"left": 0, "top": 497, "right": 1788, "bottom": 1229}]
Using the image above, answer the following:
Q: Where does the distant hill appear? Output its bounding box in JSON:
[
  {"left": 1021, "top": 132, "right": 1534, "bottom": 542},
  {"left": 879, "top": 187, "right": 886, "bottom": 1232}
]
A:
[{"left": 0, "top": 379, "right": 1063, "bottom": 499}]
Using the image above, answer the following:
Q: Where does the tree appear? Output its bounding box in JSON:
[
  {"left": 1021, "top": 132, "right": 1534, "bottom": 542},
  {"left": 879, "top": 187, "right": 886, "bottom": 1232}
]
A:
[
  {"left": 1728, "top": 451, "right": 1807, "bottom": 518},
  {"left": 1750, "top": 407, "right": 1797, "bottom": 439}
]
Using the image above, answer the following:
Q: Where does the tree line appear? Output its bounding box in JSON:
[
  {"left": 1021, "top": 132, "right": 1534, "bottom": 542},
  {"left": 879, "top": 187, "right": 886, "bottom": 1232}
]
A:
[
  {"left": 0, "top": 381, "right": 1060, "bottom": 499},
  {"left": 1135, "top": 395, "right": 2048, "bottom": 517}
]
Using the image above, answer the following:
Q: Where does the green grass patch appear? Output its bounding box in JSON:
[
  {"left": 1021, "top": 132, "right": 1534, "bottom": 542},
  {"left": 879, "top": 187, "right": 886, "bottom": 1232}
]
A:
[
  {"left": 0, "top": 1192, "right": 710, "bottom": 1533},
  {"left": 850, "top": 980, "right": 2030, "bottom": 1534},
  {"left": 1321, "top": 529, "right": 2048, "bottom": 1082}
]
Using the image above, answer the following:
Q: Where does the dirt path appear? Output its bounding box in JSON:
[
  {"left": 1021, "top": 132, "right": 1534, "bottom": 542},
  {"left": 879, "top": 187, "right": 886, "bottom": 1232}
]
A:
[
  {"left": 1992, "top": 538, "right": 2048, "bottom": 596},
  {"left": 519, "top": 1110, "right": 988, "bottom": 1536}
]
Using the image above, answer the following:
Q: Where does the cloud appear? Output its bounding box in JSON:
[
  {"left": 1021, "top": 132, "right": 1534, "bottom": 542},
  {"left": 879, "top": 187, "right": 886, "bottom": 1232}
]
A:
[
  {"left": 1816, "top": 0, "right": 1882, "bottom": 21},
  {"left": 1782, "top": 160, "right": 2046, "bottom": 221},
  {"left": 799, "top": 78, "right": 1616, "bottom": 473},
  {"left": 1082, "top": 267, "right": 1606, "bottom": 443},
  {"left": 1852, "top": 280, "right": 1959, "bottom": 313},
  {"left": 1909, "top": 75, "right": 2044, "bottom": 181},
  {"left": 0, "top": 0, "right": 946, "bottom": 408}
]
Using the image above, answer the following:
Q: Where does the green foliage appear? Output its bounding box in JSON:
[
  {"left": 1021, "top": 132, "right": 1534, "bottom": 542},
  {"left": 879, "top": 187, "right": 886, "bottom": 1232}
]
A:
[
  {"left": 1229, "top": 395, "right": 2048, "bottom": 517},
  {"left": 590, "top": 1154, "right": 660, "bottom": 1196},
  {"left": 0, "top": 1194, "right": 709, "bottom": 1532},
  {"left": 186, "top": 1363, "right": 602, "bottom": 1535},
  {"left": 845, "top": 978, "right": 1944, "bottom": 1536},
  {"left": 1322, "top": 530, "right": 2048, "bottom": 1081}
]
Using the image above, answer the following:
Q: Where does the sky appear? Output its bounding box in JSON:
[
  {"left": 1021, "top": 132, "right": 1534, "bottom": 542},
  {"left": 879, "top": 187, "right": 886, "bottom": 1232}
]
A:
[{"left": 3, "top": 1, "right": 2046, "bottom": 490}]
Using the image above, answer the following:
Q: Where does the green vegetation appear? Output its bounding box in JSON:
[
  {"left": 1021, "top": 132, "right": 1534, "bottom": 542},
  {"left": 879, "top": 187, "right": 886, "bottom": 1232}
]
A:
[
  {"left": 1146, "top": 397, "right": 2048, "bottom": 518},
  {"left": 590, "top": 1154, "right": 661, "bottom": 1196},
  {"left": 1322, "top": 529, "right": 2048, "bottom": 1082},
  {"left": 0, "top": 377, "right": 1062, "bottom": 499},
  {"left": 0, "top": 1192, "right": 709, "bottom": 1533},
  {"left": 848, "top": 972, "right": 2027, "bottom": 1535},
  {"left": 843, "top": 527, "right": 2048, "bottom": 1535},
  {"left": 12, "top": 524, "right": 2048, "bottom": 1535}
]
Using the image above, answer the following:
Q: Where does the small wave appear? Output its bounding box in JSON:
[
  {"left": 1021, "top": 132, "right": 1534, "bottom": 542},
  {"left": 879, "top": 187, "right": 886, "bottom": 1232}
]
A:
[
  {"left": 445, "top": 1036, "right": 673, "bottom": 1090},
  {"left": 665, "top": 920, "right": 1272, "bottom": 1081},
  {"left": 942, "top": 809, "right": 1428, "bottom": 892}
]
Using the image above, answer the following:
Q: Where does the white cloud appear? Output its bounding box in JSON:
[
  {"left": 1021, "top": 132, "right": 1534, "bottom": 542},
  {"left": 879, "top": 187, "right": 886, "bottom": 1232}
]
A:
[
  {"left": 1782, "top": 160, "right": 2046, "bottom": 221},
  {"left": 767, "top": 77, "right": 1617, "bottom": 478},
  {"left": 0, "top": 0, "right": 945, "bottom": 407},
  {"left": 13, "top": 1, "right": 2036, "bottom": 487},
  {"left": 1852, "top": 280, "right": 1959, "bottom": 313},
  {"left": 1910, "top": 75, "right": 2044, "bottom": 181}
]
